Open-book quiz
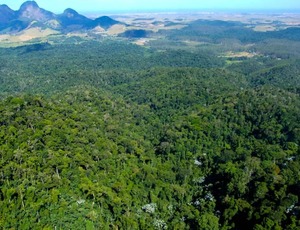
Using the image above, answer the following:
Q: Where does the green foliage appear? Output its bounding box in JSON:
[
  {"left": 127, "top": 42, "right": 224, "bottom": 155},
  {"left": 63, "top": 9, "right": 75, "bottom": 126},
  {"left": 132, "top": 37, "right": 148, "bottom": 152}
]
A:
[
  {"left": 167, "top": 20, "right": 300, "bottom": 44},
  {"left": 0, "top": 28, "right": 299, "bottom": 229}
]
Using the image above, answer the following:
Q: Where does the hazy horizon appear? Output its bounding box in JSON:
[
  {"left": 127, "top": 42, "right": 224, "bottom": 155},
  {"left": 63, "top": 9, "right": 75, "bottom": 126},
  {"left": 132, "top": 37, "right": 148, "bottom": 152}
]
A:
[{"left": 1, "top": 0, "right": 300, "bottom": 14}]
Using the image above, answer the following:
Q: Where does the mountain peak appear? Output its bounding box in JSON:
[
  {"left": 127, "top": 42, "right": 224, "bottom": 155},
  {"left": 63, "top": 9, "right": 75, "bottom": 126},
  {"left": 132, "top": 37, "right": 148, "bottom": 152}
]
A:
[
  {"left": 58, "top": 8, "right": 92, "bottom": 29},
  {"left": 19, "top": 1, "right": 39, "bottom": 11},
  {"left": 0, "top": 4, "right": 16, "bottom": 25},
  {"left": 18, "top": 1, "right": 55, "bottom": 22},
  {"left": 0, "top": 1, "right": 122, "bottom": 34},
  {"left": 94, "top": 16, "right": 120, "bottom": 30},
  {"left": 63, "top": 8, "right": 79, "bottom": 17},
  {"left": 0, "top": 4, "right": 14, "bottom": 15},
  {"left": 0, "top": 4, "right": 12, "bottom": 11}
]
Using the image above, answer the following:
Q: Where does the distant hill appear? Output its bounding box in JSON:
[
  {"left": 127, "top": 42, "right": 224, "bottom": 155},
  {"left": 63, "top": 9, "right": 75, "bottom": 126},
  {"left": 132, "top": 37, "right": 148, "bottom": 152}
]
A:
[
  {"left": 93, "top": 16, "right": 120, "bottom": 30},
  {"left": 57, "top": 8, "right": 93, "bottom": 31},
  {"left": 0, "top": 1, "right": 122, "bottom": 34}
]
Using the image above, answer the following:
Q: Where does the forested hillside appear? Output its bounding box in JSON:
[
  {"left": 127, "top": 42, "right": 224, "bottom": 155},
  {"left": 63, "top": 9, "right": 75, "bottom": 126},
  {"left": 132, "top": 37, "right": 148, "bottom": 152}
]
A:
[{"left": 0, "top": 31, "right": 299, "bottom": 229}]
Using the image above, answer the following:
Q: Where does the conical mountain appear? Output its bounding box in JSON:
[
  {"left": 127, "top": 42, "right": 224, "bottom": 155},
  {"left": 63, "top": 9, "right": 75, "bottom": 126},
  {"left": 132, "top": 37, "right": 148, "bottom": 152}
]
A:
[
  {"left": 18, "top": 1, "right": 55, "bottom": 22},
  {"left": 58, "top": 8, "right": 93, "bottom": 29},
  {"left": 93, "top": 16, "right": 120, "bottom": 30}
]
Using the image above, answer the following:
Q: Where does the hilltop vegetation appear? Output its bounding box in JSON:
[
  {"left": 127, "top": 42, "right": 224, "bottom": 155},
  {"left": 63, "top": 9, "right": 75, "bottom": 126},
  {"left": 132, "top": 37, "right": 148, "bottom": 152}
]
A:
[{"left": 0, "top": 12, "right": 299, "bottom": 230}]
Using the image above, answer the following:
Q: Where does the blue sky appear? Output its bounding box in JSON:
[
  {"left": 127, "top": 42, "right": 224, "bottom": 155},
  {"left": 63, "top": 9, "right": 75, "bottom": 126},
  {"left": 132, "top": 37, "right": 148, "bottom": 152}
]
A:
[{"left": 1, "top": 0, "right": 300, "bottom": 13}]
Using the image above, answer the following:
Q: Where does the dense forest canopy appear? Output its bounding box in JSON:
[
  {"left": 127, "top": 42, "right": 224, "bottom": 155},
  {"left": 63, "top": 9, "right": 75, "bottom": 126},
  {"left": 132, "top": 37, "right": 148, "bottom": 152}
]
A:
[{"left": 0, "top": 15, "right": 299, "bottom": 230}]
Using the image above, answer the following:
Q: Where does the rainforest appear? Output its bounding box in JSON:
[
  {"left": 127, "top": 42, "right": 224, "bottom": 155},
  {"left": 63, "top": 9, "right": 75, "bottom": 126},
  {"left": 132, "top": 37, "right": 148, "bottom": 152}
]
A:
[{"left": 0, "top": 4, "right": 300, "bottom": 229}]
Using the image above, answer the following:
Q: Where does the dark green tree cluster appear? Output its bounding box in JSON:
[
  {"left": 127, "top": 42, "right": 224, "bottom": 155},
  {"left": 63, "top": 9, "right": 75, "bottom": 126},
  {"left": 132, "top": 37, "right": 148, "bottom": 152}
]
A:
[{"left": 0, "top": 29, "right": 299, "bottom": 229}]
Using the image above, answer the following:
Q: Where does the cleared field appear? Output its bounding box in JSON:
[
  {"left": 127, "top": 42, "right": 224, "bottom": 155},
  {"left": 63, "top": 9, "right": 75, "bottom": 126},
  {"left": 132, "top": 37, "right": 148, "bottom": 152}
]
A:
[
  {"left": 223, "top": 51, "right": 257, "bottom": 58},
  {"left": 253, "top": 25, "right": 277, "bottom": 31},
  {"left": 0, "top": 27, "right": 59, "bottom": 45}
]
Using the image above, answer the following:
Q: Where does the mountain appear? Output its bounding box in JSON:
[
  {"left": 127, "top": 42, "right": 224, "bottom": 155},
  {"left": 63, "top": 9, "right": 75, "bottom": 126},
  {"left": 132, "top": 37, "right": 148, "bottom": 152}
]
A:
[
  {"left": 0, "top": 4, "right": 16, "bottom": 26},
  {"left": 17, "top": 1, "right": 55, "bottom": 22},
  {"left": 93, "top": 16, "right": 120, "bottom": 30},
  {"left": 57, "top": 8, "right": 93, "bottom": 30},
  {"left": 0, "top": 1, "right": 122, "bottom": 34}
]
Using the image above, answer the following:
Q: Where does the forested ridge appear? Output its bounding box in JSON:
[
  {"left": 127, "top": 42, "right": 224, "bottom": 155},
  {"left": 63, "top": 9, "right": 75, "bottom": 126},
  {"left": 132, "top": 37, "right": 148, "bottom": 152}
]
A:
[{"left": 0, "top": 34, "right": 299, "bottom": 229}]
